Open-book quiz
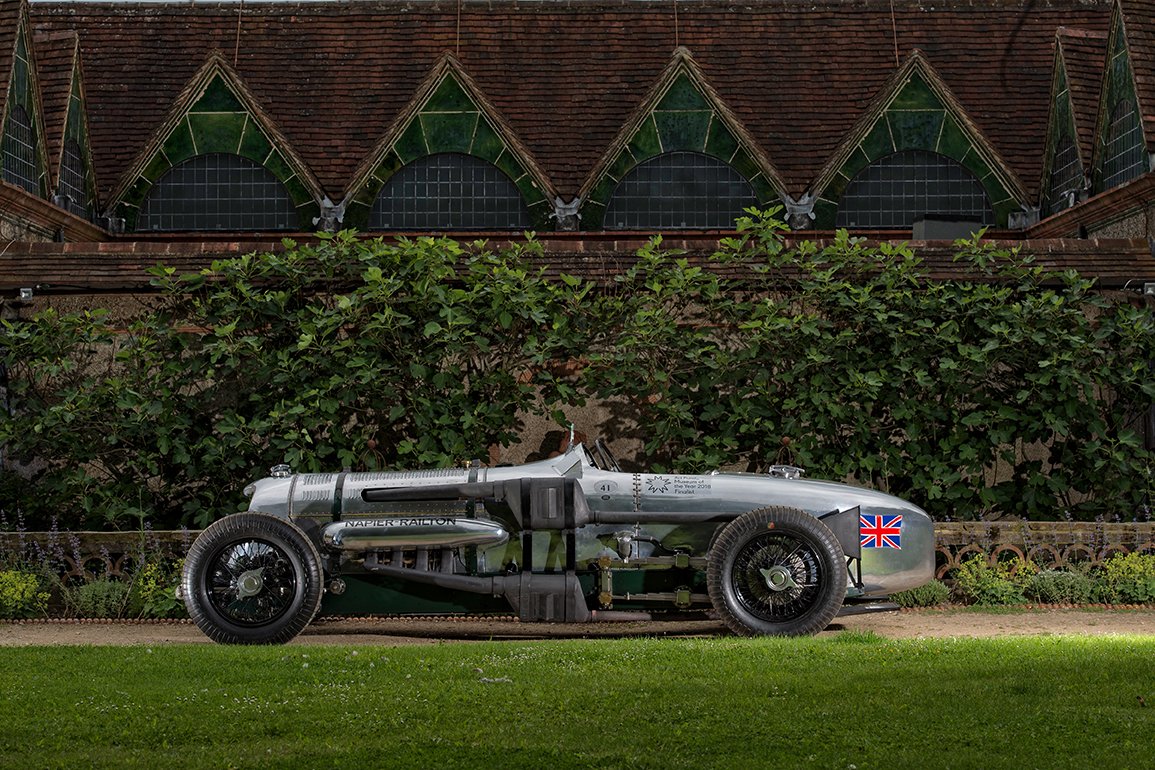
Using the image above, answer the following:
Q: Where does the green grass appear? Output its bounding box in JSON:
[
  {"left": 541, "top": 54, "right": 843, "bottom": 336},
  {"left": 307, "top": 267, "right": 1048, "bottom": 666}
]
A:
[{"left": 1, "top": 633, "right": 1153, "bottom": 769}]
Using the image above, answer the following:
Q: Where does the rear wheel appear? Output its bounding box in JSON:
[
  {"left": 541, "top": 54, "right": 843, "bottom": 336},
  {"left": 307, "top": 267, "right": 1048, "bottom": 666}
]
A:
[
  {"left": 182, "top": 513, "right": 323, "bottom": 644},
  {"left": 707, "top": 506, "right": 846, "bottom": 636}
]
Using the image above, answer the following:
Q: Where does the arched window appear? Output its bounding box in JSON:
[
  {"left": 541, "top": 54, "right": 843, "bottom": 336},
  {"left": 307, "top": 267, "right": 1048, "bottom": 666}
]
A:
[
  {"left": 138, "top": 153, "right": 298, "bottom": 232},
  {"left": 836, "top": 150, "right": 994, "bottom": 229},
  {"left": 1101, "top": 99, "right": 1146, "bottom": 190},
  {"left": 1044, "top": 135, "right": 1083, "bottom": 216},
  {"left": 57, "top": 139, "right": 90, "bottom": 220},
  {"left": 370, "top": 153, "right": 529, "bottom": 230},
  {"left": 604, "top": 151, "right": 756, "bottom": 230},
  {"left": 2, "top": 105, "right": 39, "bottom": 194}
]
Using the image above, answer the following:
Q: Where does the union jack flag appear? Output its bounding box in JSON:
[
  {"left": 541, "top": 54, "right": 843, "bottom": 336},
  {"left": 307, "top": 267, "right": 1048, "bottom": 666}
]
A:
[{"left": 860, "top": 514, "right": 902, "bottom": 549}]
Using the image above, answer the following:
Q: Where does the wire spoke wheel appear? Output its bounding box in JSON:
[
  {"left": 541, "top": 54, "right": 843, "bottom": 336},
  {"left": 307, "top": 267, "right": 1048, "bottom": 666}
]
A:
[
  {"left": 183, "top": 513, "right": 323, "bottom": 644},
  {"left": 206, "top": 539, "right": 298, "bottom": 626},
  {"left": 731, "top": 532, "right": 824, "bottom": 623},
  {"left": 708, "top": 506, "right": 846, "bottom": 636}
]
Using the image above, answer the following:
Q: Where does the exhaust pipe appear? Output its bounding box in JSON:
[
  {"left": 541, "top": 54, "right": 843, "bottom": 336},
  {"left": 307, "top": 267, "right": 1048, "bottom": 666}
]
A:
[{"left": 321, "top": 517, "right": 509, "bottom": 550}]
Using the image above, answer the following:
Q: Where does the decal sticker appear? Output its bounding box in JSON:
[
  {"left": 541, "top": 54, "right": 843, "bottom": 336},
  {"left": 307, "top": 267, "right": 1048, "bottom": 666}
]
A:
[
  {"left": 595, "top": 480, "right": 619, "bottom": 494},
  {"left": 860, "top": 514, "right": 902, "bottom": 549},
  {"left": 345, "top": 517, "right": 457, "bottom": 528},
  {"left": 646, "top": 475, "right": 671, "bottom": 494},
  {"left": 644, "top": 475, "right": 713, "bottom": 495}
]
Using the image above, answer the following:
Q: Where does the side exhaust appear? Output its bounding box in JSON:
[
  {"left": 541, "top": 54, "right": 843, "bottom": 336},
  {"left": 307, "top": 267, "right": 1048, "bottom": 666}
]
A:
[{"left": 321, "top": 517, "right": 509, "bottom": 550}]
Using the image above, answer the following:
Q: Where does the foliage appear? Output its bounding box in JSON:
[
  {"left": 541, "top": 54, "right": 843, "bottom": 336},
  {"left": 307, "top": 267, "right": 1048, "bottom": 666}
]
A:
[
  {"left": 0, "top": 569, "right": 49, "bottom": 619},
  {"left": 1099, "top": 552, "right": 1155, "bottom": 604},
  {"left": 1024, "top": 569, "right": 1096, "bottom": 605},
  {"left": 1, "top": 232, "right": 592, "bottom": 528},
  {"left": 890, "top": 579, "right": 951, "bottom": 608},
  {"left": 3, "top": 213, "right": 1154, "bottom": 527},
  {"left": 952, "top": 555, "right": 1031, "bottom": 605},
  {"left": 130, "top": 558, "right": 187, "bottom": 620},
  {"left": 62, "top": 577, "right": 130, "bottom": 619},
  {"left": 2, "top": 637, "right": 1154, "bottom": 768},
  {"left": 583, "top": 209, "right": 1155, "bottom": 519}
]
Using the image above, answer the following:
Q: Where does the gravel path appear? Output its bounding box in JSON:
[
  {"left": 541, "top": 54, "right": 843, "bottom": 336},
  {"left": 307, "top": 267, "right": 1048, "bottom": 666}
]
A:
[{"left": 3, "top": 607, "right": 1154, "bottom": 646}]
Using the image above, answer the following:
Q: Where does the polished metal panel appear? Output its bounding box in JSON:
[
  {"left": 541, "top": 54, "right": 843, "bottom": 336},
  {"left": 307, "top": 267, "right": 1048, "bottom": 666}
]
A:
[{"left": 321, "top": 517, "right": 509, "bottom": 550}]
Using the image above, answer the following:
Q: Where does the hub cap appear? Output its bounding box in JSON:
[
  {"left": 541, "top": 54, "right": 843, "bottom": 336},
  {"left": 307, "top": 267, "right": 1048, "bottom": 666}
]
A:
[
  {"left": 206, "top": 539, "right": 297, "bottom": 626},
  {"left": 731, "top": 532, "right": 824, "bottom": 622}
]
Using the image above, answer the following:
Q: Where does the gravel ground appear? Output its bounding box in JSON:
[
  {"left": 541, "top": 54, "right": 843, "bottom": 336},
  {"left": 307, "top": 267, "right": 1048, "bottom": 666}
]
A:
[{"left": 3, "top": 606, "right": 1154, "bottom": 646}]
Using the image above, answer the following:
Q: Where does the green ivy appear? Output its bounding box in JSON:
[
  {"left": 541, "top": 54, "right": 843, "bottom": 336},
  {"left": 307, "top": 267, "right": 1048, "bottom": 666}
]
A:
[
  {"left": 582, "top": 209, "right": 1155, "bottom": 520},
  {"left": 2, "top": 214, "right": 1154, "bottom": 528},
  {"left": 1, "top": 232, "right": 593, "bottom": 528}
]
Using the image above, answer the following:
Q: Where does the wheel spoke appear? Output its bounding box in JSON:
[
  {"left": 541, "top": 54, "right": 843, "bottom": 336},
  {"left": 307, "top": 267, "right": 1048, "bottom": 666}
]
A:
[{"left": 204, "top": 538, "right": 297, "bottom": 626}]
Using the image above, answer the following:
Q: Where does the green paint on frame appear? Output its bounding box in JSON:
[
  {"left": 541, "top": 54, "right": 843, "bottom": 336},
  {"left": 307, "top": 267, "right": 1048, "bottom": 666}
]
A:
[
  {"left": 887, "top": 110, "right": 945, "bottom": 153},
  {"left": 580, "top": 200, "right": 606, "bottom": 229},
  {"left": 140, "top": 151, "right": 172, "bottom": 185},
  {"left": 654, "top": 110, "right": 712, "bottom": 153},
  {"left": 238, "top": 120, "right": 274, "bottom": 163},
  {"left": 935, "top": 115, "right": 973, "bottom": 160},
  {"left": 859, "top": 120, "right": 895, "bottom": 163},
  {"left": 811, "top": 198, "right": 838, "bottom": 229},
  {"left": 393, "top": 121, "right": 429, "bottom": 164},
  {"left": 495, "top": 150, "right": 526, "bottom": 186},
  {"left": 705, "top": 118, "right": 740, "bottom": 162},
  {"left": 161, "top": 119, "right": 197, "bottom": 166},
  {"left": 188, "top": 112, "right": 248, "bottom": 155},
  {"left": 420, "top": 112, "right": 478, "bottom": 155},
  {"left": 470, "top": 118, "right": 505, "bottom": 164},
  {"left": 193, "top": 76, "right": 245, "bottom": 113},
  {"left": 890, "top": 73, "right": 941, "bottom": 111},
  {"left": 426, "top": 76, "right": 476, "bottom": 113},
  {"left": 656, "top": 74, "right": 711, "bottom": 111},
  {"left": 627, "top": 116, "right": 663, "bottom": 162}
]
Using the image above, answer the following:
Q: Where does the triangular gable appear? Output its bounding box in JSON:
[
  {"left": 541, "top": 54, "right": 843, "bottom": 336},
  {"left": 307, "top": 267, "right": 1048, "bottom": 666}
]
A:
[
  {"left": 1118, "top": 0, "right": 1155, "bottom": 154},
  {"left": 343, "top": 53, "right": 555, "bottom": 230},
  {"left": 107, "top": 52, "right": 322, "bottom": 230},
  {"left": 578, "top": 46, "right": 786, "bottom": 230},
  {"left": 0, "top": 0, "right": 20, "bottom": 122},
  {"left": 1091, "top": 2, "right": 1151, "bottom": 192},
  {"left": 1059, "top": 29, "right": 1109, "bottom": 169},
  {"left": 810, "top": 50, "right": 1028, "bottom": 228},
  {"left": 35, "top": 32, "right": 99, "bottom": 218},
  {"left": 1039, "top": 29, "right": 1107, "bottom": 215},
  {"left": 1, "top": 0, "right": 51, "bottom": 198}
]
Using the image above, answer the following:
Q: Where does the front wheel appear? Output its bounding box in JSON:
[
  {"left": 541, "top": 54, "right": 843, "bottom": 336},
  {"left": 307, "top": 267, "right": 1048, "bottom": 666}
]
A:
[
  {"left": 182, "top": 512, "right": 323, "bottom": 644},
  {"left": 707, "top": 506, "right": 846, "bottom": 636}
]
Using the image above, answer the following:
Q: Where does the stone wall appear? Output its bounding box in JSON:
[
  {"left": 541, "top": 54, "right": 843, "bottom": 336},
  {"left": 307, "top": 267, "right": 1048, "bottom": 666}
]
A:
[{"left": 4, "top": 523, "right": 1154, "bottom": 584}]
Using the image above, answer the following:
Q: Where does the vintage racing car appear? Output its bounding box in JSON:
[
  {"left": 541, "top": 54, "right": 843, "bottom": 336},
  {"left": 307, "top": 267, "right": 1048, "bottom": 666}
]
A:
[{"left": 181, "top": 440, "right": 934, "bottom": 643}]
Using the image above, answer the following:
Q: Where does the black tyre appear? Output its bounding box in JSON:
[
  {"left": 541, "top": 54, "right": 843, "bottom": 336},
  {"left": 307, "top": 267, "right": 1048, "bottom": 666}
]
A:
[
  {"left": 182, "top": 512, "right": 323, "bottom": 644},
  {"left": 707, "top": 506, "right": 846, "bottom": 636}
]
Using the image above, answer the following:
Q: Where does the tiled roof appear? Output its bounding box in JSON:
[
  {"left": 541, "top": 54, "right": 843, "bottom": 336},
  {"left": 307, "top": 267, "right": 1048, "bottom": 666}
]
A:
[
  {"left": 1120, "top": 0, "right": 1155, "bottom": 150},
  {"left": 1057, "top": 27, "right": 1108, "bottom": 168},
  {"left": 0, "top": 0, "right": 23, "bottom": 128},
  {"left": 33, "top": 31, "right": 77, "bottom": 193},
  {"left": 3, "top": 234, "right": 1153, "bottom": 292},
  {"left": 28, "top": 0, "right": 1113, "bottom": 208}
]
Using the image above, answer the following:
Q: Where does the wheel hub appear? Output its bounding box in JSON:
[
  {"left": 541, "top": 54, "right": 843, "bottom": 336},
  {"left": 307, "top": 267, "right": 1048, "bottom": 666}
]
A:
[
  {"left": 236, "top": 568, "right": 265, "bottom": 599},
  {"left": 759, "top": 565, "right": 799, "bottom": 592}
]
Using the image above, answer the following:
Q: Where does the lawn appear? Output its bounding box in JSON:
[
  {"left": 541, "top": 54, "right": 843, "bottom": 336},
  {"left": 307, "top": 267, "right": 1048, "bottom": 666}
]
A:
[{"left": 1, "top": 633, "right": 1152, "bottom": 769}]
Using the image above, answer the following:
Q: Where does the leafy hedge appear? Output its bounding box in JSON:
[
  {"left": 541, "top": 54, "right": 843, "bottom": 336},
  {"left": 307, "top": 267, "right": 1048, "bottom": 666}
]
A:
[{"left": 2, "top": 212, "right": 1154, "bottom": 529}]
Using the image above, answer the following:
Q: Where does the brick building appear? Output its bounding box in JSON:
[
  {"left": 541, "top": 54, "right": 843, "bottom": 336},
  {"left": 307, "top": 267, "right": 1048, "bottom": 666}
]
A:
[{"left": 3, "top": 0, "right": 1155, "bottom": 300}]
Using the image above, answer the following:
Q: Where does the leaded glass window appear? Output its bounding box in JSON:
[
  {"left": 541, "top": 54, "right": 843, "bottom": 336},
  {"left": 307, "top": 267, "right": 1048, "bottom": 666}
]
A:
[
  {"left": 1101, "top": 99, "right": 1146, "bottom": 190},
  {"left": 370, "top": 153, "right": 529, "bottom": 230},
  {"left": 836, "top": 150, "right": 994, "bottom": 229},
  {"left": 2, "top": 105, "right": 39, "bottom": 194},
  {"left": 1044, "top": 136, "right": 1083, "bottom": 216},
  {"left": 138, "top": 153, "right": 298, "bottom": 231},
  {"left": 57, "top": 139, "right": 90, "bottom": 220},
  {"left": 604, "top": 151, "right": 756, "bottom": 230}
]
